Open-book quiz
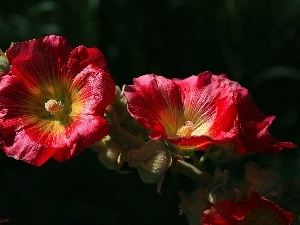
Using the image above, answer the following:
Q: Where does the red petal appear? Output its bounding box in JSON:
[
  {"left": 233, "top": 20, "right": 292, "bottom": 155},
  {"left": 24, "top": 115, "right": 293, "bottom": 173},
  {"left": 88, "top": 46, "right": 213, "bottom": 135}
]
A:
[
  {"left": 241, "top": 192, "right": 295, "bottom": 225},
  {"left": 71, "top": 65, "right": 115, "bottom": 115},
  {"left": 202, "top": 199, "right": 244, "bottom": 225},
  {"left": 179, "top": 72, "right": 238, "bottom": 140},
  {"left": 236, "top": 116, "right": 296, "bottom": 154},
  {"left": 1, "top": 128, "right": 57, "bottom": 166},
  {"left": 67, "top": 46, "right": 108, "bottom": 77},
  {"left": 52, "top": 115, "right": 109, "bottom": 162},
  {"left": 167, "top": 135, "right": 215, "bottom": 150},
  {"left": 208, "top": 96, "right": 238, "bottom": 140},
  {"left": 0, "top": 74, "right": 32, "bottom": 133},
  {"left": 213, "top": 74, "right": 296, "bottom": 154},
  {"left": 167, "top": 72, "right": 239, "bottom": 150},
  {"left": 125, "top": 74, "right": 183, "bottom": 137},
  {"left": 1, "top": 116, "right": 108, "bottom": 166},
  {"left": 6, "top": 35, "right": 72, "bottom": 89}
]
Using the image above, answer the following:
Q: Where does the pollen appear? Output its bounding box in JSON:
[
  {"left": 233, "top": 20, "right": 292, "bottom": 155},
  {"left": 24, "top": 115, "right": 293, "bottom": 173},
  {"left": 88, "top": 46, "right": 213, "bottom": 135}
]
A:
[
  {"left": 176, "top": 121, "right": 195, "bottom": 137},
  {"left": 45, "top": 99, "right": 64, "bottom": 115}
]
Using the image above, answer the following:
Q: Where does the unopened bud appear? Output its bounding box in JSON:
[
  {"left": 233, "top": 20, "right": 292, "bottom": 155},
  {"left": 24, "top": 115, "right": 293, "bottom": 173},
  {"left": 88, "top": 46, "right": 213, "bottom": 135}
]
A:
[
  {"left": 0, "top": 49, "right": 9, "bottom": 75},
  {"left": 90, "top": 136, "right": 125, "bottom": 171},
  {"left": 112, "top": 85, "right": 130, "bottom": 122},
  {"left": 127, "top": 140, "right": 172, "bottom": 191}
]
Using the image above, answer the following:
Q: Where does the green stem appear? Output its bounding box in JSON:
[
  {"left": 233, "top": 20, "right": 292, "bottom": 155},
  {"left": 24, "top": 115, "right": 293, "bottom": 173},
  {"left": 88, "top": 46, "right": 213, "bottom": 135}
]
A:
[
  {"left": 176, "top": 160, "right": 213, "bottom": 186},
  {"left": 109, "top": 125, "right": 145, "bottom": 149}
]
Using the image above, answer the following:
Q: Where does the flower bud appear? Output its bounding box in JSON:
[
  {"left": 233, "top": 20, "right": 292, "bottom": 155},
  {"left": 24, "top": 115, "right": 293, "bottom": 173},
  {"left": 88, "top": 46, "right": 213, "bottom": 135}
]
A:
[
  {"left": 112, "top": 85, "right": 130, "bottom": 123},
  {"left": 207, "top": 168, "right": 242, "bottom": 204},
  {"left": 244, "top": 161, "right": 281, "bottom": 199},
  {"left": 0, "top": 49, "right": 10, "bottom": 75},
  {"left": 90, "top": 136, "right": 125, "bottom": 171},
  {"left": 109, "top": 85, "right": 150, "bottom": 139},
  {"left": 127, "top": 140, "right": 172, "bottom": 191}
]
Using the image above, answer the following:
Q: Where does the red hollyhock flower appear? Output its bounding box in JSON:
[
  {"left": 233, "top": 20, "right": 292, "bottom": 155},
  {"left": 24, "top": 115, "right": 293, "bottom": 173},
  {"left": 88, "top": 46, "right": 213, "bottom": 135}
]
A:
[
  {"left": 0, "top": 35, "right": 115, "bottom": 166},
  {"left": 202, "top": 192, "right": 295, "bottom": 225},
  {"left": 124, "top": 72, "right": 239, "bottom": 152},
  {"left": 124, "top": 72, "right": 295, "bottom": 154}
]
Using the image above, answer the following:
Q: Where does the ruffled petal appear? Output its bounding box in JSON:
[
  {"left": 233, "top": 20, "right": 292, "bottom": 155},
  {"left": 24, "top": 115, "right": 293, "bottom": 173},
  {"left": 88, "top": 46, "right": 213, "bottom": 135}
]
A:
[
  {"left": 241, "top": 192, "right": 295, "bottom": 225},
  {"left": 67, "top": 46, "right": 108, "bottom": 78},
  {"left": 236, "top": 116, "right": 296, "bottom": 154},
  {"left": 0, "top": 129, "right": 57, "bottom": 166},
  {"left": 6, "top": 35, "right": 72, "bottom": 90},
  {"left": 52, "top": 115, "right": 109, "bottom": 162},
  {"left": 202, "top": 199, "right": 244, "bottom": 225},
  {"left": 229, "top": 80, "right": 297, "bottom": 154}
]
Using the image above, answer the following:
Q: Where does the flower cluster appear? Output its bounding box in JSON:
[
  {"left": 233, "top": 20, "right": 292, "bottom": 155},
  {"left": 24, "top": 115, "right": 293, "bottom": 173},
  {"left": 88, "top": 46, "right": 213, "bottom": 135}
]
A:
[{"left": 0, "top": 35, "right": 298, "bottom": 225}]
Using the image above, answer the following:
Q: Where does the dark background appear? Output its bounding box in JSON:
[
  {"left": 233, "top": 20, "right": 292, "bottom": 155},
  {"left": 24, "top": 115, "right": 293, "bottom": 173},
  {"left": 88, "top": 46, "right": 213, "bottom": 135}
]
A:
[{"left": 0, "top": 0, "right": 300, "bottom": 224}]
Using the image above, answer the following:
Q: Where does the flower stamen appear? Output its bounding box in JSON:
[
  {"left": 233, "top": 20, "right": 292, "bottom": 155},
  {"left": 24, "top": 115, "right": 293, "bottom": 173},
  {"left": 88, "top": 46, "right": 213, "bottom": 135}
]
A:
[
  {"left": 176, "top": 121, "right": 194, "bottom": 137},
  {"left": 45, "top": 99, "right": 64, "bottom": 115}
]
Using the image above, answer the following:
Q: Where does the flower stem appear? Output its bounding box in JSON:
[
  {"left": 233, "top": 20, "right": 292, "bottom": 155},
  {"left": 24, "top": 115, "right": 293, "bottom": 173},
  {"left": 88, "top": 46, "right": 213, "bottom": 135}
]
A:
[
  {"left": 175, "top": 160, "right": 213, "bottom": 186},
  {"left": 109, "top": 125, "right": 145, "bottom": 149}
]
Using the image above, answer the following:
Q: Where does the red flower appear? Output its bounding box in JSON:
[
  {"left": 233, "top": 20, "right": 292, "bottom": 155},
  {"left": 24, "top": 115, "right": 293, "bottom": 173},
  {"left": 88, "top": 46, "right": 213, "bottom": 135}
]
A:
[
  {"left": 124, "top": 72, "right": 295, "bottom": 155},
  {"left": 0, "top": 35, "right": 115, "bottom": 166},
  {"left": 202, "top": 192, "right": 295, "bottom": 225},
  {"left": 124, "top": 72, "right": 239, "bottom": 152}
]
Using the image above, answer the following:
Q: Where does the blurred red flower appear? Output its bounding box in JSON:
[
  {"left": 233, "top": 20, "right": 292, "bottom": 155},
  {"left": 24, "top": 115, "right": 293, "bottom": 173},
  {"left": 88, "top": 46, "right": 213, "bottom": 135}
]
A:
[
  {"left": 0, "top": 35, "right": 115, "bottom": 165},
  {"left": 202, "top": 192, "right": 294, "bottom": 225},
  {"left": 124, "top": 72, "right": 295, "bottom": 154}
]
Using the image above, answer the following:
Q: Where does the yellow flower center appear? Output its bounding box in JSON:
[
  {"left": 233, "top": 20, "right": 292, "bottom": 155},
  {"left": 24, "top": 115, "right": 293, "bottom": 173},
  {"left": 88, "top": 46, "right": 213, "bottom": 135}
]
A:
[
  {"left": 176, "top": 121, "right": 194, "bottom": 137},
  {"left": 45, "top": 99, "right": 64, "bottom": 115}
]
